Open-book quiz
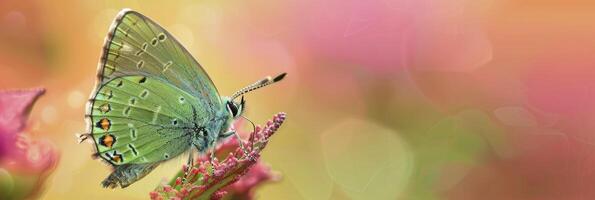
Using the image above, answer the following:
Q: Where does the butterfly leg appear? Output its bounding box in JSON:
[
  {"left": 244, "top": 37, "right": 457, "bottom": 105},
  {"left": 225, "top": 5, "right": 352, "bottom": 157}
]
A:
[
  {"left": 209, "top": 140, "right": 217, "bottom": 176},
  {"left": 219, "top": 130, "right": 248, "bottom": 156},
  {"left": 182, "top": 150, "right": 194, "bottom": 184}
]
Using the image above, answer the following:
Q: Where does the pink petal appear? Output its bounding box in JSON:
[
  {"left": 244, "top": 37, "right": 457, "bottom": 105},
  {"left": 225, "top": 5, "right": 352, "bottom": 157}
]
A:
[
  {"left": 0, "top": 88, "right": 45, "bottom": 134},
  {"left": 0, "top": 88, "right": 45, "bottom": 159}
]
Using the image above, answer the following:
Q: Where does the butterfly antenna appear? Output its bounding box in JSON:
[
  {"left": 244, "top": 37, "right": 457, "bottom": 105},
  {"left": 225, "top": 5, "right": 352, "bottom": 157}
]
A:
[{"left": 231, "top": 72, "right": 286, "bottom": 100}]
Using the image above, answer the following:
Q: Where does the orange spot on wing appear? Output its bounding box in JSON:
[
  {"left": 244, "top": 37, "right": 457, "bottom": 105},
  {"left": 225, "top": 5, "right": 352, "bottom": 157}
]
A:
[
  {"left": 100, "top": 118, "right": 111, "bottom": 131},
  {"left": 112, "top": 155, "right": 122, "bottom": 162},
  {"left": 102, "top": 134, "right": 114, "bottom": 148}
]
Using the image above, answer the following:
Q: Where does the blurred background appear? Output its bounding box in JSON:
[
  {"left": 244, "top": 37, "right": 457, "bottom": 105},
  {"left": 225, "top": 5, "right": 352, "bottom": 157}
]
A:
[{"left": 1, "top": 0, "right": 595, "bottom": 199}]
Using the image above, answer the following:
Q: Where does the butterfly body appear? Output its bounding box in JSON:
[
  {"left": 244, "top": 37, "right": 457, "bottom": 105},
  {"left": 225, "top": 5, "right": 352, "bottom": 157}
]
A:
[{"left": 81, "top": 9, "right": 285, "bottom": 188}]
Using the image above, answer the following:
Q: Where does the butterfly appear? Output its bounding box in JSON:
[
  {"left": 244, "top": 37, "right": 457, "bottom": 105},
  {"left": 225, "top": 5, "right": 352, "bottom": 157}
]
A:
[{"left": 78, "top": 8, "right": 286, "bottom": 188}]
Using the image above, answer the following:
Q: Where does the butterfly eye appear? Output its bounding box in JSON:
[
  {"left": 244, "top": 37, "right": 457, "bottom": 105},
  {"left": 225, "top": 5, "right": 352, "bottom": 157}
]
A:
[{"left": 227, "top": 101, "right": 238, "bottom": 117}]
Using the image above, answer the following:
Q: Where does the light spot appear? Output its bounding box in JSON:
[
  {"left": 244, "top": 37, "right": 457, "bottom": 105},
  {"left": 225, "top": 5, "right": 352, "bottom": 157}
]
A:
[
  {"left": 111, "top": 41, "right": 123, "bottom": 50},
  {"left": 26, "top": 138, "right": 42, "bottom": 162},
  {"left": 4, "top": 11, "right": 26, "bottom": 32},
  {"left": 103, "top": 64, "right": 116, "bottom": 76},
  {"left": 320, "top": 119, "right": 413, "bottom": 199},
  {"left": 136, "top": 43, "right": 147, "bottom": 56},
  {"left": 140, "top": 89, "right": 149, "bottom": 98},
  {"left": 123, "top": 106, "right": 131, "bottom": 116},
  {"left": 99, "top": 103, "right": 111, "bottom": 113},
  {"left": 130, "top": 128, "right": 137, "bottom": 140},
  {"left": 121, "top": 43, "right": 134, "bottom": 53},
  {"left": 41, "top": 106, "right": 58, "bottom": 124},
  {"left": 158, "top": 33, "right": 167, "bottom": 41},
  {"left": 152, "top": 106, "right": 161, "bottom": 123},
  {"left": 116, "top": 27, "right": 130, "bottom": 38},
  {"left": 0, "top": 169, "right": 13, "bottom": 194},
  {"left": 162, "top": 61, "right": 173, "bottom": 72},
  {"left": 108, "top": 51, "right": 120, "bottom": 61},
  {"left": 129, "top": 97, "right": 136, "bottom": 105},
  {"left": 68, "top": 90, "right": 85, "bottom": 108},
  {"left": 136, "top": 60, "right": 144, "bottom": 68},
  {"left": 104, "top": 90, "right": 113, "bottom": 99}
]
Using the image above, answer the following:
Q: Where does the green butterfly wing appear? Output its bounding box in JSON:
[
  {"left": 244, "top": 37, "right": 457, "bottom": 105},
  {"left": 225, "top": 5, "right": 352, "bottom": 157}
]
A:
[
  {"left": 96, "top": 8, "right": 221, "bottom": 110},
  {"left": 85, "top": 9, "right": 220, "bottom": 166},
  {"left": 89, "top": 76, "right": 205, "bottom": 165}
]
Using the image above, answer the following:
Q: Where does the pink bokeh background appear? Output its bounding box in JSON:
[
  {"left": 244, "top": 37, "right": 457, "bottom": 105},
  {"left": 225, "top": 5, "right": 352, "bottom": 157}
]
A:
[{"left": 2, "top": 0, "right": 595, "bottom": 199}]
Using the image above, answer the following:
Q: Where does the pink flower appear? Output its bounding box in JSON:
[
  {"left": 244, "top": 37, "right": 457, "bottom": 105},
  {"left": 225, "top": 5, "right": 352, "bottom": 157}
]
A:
[
  {"left": 151, "top": 113, "right": 286, "bottom": 200},
  {"left": 0, "top": 88, "right": 59, "bottom": 200},
  {"left": 223, "top": 163, "right": 280, "bottom": 199}
]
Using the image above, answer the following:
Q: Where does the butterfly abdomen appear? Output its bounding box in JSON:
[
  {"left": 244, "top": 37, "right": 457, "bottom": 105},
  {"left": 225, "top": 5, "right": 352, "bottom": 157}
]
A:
[{"left": 102, "top": 162, "right": 161, "bottom": 188}]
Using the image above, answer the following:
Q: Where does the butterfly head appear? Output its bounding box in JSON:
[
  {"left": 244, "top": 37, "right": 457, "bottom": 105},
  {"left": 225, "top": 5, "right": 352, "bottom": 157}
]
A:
[{"left": 225, "top": 95, "right": 245, "bottom": 118}]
